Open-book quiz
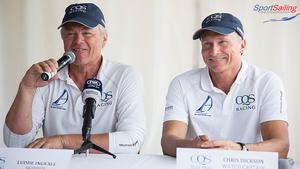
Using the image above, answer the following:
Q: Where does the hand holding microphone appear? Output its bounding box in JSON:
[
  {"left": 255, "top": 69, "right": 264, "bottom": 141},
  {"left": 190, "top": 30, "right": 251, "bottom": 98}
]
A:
[{"left": 40, "top": 51, "right": 76, "bottom": 81}]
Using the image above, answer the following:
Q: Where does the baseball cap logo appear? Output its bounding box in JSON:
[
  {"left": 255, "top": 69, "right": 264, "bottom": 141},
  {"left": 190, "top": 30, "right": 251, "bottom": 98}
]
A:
[
  {"left": 193, "top": 13, "right": 244, "bottom": 40},
  {"left": 59, "top": 3, "right": 106, "bottom": 29},
  {"left": 205, "top": 13, "right": 222, "bottom": 23},
  {"left": 69, "top": 5, "right": 87, "bottom": 14}
]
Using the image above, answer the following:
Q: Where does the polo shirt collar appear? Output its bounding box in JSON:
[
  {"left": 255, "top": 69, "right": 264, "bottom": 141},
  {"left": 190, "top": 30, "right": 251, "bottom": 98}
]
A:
[
  {"left": 57, "top": 56, "right": 106, "bottom": 84},
  {"left": 200, "top": 67, "right": 214, "bottom": 92},
  {"left": 57, "top": 66, "right": 69, "bottom": 81},
  {"left": 200, "top": 60, "right": 248, "bottom": 92},
  {"left": 235, "top": 60, "right": 248, "bottom": 84},
  {"left": 96, "top": 56, "right": 106, "bottom": 79}
]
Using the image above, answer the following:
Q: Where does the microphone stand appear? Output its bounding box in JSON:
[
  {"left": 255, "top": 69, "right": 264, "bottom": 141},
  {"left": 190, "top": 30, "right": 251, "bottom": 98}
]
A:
[{"left": 74, "top": 98, "right": 117, "bottom": 159}]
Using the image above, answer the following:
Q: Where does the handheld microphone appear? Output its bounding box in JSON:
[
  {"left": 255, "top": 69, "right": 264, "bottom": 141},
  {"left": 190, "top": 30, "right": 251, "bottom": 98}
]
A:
[
  {"left": 82, "top": 78, "right": 102, "bottom": 141},
  {"left": 40, "top": 51, "right": 76, "bottom": 81}
]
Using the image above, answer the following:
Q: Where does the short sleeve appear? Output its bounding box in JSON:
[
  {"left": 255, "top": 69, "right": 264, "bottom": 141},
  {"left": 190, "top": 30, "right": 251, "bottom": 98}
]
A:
[
  {"left": 164, "top": 77, "right": 189, "bottom": 124},
  {"left": 259, "top": 73, "right": 288, "bottom": 123}
]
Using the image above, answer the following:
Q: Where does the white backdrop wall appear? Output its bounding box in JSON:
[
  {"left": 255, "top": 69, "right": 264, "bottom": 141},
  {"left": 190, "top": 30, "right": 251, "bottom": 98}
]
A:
[{"left": 0, "top": 0, "right": 299, "bottom": 161}]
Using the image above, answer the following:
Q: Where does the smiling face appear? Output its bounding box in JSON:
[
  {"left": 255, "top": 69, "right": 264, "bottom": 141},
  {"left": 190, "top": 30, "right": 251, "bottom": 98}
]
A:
[
  {"left": 201, "top": 31, "right": 246, "bottom": 76},
  {"left": 61, "top": 22, "right": 107, "bottom": 67}
]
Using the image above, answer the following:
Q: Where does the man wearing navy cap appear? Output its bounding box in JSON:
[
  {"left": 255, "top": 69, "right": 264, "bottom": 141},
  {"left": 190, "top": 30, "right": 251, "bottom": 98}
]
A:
[
  {"left": 4, "top": 3, "right": 145, "bottom": 154},
  {"left": 161, "top": 13, "right": 289, "bottom": 158}
]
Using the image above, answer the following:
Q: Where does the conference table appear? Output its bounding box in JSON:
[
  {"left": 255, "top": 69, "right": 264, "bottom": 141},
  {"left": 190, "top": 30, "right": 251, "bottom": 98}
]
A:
[
  {"left": 71, "top": 154, "right": 175, "bottom": 169},
  {"left": 70, "top": 154, "right": 300, "bottom": 169}
]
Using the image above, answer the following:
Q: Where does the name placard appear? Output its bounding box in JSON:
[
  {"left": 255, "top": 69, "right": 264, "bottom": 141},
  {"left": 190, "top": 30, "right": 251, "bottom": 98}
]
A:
[
  {"left": 177, "top": 148, "right": 278, "bottom": 169},
  {"left": 0, "top": 148, "right": 73, "bottom": 169}
]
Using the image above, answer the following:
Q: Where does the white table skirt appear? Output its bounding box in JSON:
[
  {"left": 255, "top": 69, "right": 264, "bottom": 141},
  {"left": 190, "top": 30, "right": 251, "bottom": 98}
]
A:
[
  {"left": 70, "top": 154, "right": 176, "bottom": 169},
  {"left": 70, "top": 154, "right": 300, "bottom": 169}
]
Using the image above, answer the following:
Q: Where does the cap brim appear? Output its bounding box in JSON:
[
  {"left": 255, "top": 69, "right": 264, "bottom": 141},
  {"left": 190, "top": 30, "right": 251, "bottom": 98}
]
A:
[
  {"left": 192, "top": 26, "right": 235, "bottom": 40},
  {"left": 57, "top": 18, "right": 97, "bottom": 29}
]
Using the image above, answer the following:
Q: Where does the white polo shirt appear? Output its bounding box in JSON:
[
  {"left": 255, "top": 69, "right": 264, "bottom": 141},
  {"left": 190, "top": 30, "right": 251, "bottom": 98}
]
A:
[
  {"left": 164, "top": 61, "right": 287, "bottom": 143},
  {"left": 4, "top": 57, "right": 145, "bottom": 154}
]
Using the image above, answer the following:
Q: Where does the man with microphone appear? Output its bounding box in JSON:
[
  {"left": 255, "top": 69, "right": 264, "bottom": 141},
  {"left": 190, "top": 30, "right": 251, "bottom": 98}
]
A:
[{"left": 4, "top": 3, "right": 145, "bottom": 154}]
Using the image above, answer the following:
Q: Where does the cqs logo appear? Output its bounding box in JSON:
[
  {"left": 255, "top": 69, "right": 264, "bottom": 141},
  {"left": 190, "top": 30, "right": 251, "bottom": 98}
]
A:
[
  {"left": 69, "top": 5, "right": 87, "bottom": 14},
  {"left": 235, "top": 94, "right": 256, "bottom": 112},
  {"left": 101, "top": 91, "right": 113, "bottom": 102},
  {"left": 195, "top": 96, "right": 213, "bottom": 116},
  {"left": 190, "top": 154, "right": 212, "bottom": 165},
  {"left": 51, "top": 89, "right": 68, "bottom": 110},
  {"left": 86, "top": 79, "right": 102, "bottom": 87},
  {"left": 98, "top": 91, "right": 113, "bottom": 107},
  {"left": 235, "top": 94, "right": 255, "bottom": 105},
  {"left": 205, "top": 13, "right": 222, "bottom": 23}
]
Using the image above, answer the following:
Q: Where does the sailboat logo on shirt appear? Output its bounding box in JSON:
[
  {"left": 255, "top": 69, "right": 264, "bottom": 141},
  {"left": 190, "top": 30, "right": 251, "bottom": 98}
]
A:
[
  {"left": 50, "top": 89, "right": 68, "bottom": 110},
  {"left": 195, "top": 96, "right": 213, "bottom": 116}
]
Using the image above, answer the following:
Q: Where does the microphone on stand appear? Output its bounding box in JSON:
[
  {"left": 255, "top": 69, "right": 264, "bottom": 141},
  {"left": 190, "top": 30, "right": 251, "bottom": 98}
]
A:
[
  {"left": 40, "top": 51, "right": 76, "bottom": 81},
  {"left": 82, "top": 78, "right": 102, "bottom": 141},
  {"left": 74, "top": 78, "right": 116, "bottom": 159}
]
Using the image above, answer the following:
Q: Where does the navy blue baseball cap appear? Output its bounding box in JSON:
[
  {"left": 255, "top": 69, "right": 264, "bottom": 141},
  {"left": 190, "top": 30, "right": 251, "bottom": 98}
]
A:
[
  {"left": 58, "top": 3, "right": 106, "bottom": 29},
  {"left": 193, "top": 13, "right": 244, "bottom": 40}
]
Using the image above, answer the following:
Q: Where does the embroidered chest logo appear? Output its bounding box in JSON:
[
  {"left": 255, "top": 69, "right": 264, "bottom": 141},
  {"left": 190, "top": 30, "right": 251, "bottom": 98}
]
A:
[
  {"left": 119, "top": 141, "right": 138, "bottom": 147},
  {"left": 97, "top": 90, "right": 113, "bottom": 107},
  {"left": 235, "top": 94, "right": 256, "bottom": 111},
  {"left": 195, "top": 96, "right": 213, "bottom": 116},
  {"left": 50, "top": 89, "right": 68, "bottom": 110}
]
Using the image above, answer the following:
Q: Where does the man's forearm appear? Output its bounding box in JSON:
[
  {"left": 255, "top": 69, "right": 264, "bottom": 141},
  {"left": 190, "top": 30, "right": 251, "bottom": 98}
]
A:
[
  {"left": 5, "top": 83, "right": 36, "bottom": 134},
  {"left": 161, "top": 135, "right": 196, "bottom": 157},
  {"left": 62, "top": 133, "right": 109, "bottom": 153},
  {"left": 246, "top": 138, "right": 289, "bottom": 158}
]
